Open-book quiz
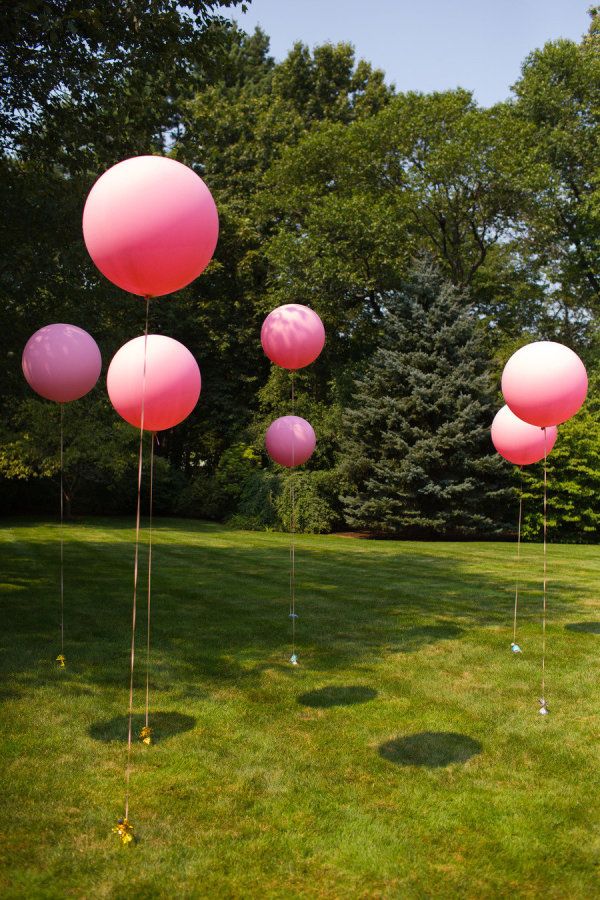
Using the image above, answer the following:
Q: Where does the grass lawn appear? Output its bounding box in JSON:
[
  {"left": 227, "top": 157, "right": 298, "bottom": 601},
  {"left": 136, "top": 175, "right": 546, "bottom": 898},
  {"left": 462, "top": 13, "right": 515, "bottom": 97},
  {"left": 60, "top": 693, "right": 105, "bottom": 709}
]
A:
[{"left": 0, "top": 518, "right": 599, "bottom": 898}]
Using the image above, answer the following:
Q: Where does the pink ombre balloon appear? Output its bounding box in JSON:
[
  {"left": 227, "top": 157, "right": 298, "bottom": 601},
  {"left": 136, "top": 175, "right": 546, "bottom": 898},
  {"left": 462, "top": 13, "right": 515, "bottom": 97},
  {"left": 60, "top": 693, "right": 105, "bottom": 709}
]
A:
[
  {"left": 22, "top": 324, "right": 101, "bottom": 403},
  {"left": 502, "top": 341, "right": 587, "bottom": 427},
  {"left": 491, "top": 405, "right": 557, "bottom": 466},
  {"left": 83, "top": 156, "right": 219, "bottom": 297},
  {"left": 265, "top": 416, "right": 316, "bottom": 468},
  {"left": 261, "top": 304, "right": 325, "bottom": 370},
  {"left": 107, "top": 335, "right": 200, "bottom": 431}
]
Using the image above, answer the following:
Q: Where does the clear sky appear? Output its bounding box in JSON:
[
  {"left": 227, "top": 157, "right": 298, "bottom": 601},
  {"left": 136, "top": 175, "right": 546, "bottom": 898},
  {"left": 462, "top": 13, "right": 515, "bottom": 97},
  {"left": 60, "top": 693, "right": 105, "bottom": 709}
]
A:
[{"left": 221, "top": 0, "right": 591, "bottom": 106}]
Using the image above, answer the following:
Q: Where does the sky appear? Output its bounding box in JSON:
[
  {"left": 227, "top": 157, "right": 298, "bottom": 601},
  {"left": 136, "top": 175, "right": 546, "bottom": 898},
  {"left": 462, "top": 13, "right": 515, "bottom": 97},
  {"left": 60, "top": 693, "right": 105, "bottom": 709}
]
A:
[{"left": 220, "top": 0, "right": 591, "bottom": 107}]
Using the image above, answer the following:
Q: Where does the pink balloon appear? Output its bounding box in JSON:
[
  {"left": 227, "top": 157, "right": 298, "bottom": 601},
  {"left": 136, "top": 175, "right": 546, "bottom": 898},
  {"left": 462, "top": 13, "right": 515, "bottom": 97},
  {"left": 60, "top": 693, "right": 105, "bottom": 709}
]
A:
[
  {"left": 265, "top": 416, "right": 316, "bottom": 467},
  {"left": 107, "top": 335, "right": 201, "bottom": 431},
  {"left": 491, "top": 405, "right": 557, "bottom": 465},
  {"left": 261, "top": 304, "right": 325, "bottom": 370},
  {"left": 82, "top": 155, "right": 219, "bottom": 298},
  {"left": 502, "top": 341, "right": 587, "bottom": 427},
  {"left": 22, "top": 324, "right": 101, "bottom": 403}
]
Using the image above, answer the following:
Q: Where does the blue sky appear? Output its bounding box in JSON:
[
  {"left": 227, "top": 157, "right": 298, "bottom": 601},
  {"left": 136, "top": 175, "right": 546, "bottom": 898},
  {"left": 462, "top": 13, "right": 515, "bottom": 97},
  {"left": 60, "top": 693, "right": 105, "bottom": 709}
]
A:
[{"left": 221, "top": 0, "right": 591, "bottom": 106}]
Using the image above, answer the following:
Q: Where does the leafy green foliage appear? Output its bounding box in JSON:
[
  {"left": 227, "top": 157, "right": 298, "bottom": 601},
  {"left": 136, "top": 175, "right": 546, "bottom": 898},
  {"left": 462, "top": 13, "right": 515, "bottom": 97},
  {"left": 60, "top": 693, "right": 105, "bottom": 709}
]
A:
[
  {"left": 511, "top": 12, "right": 600, "bottom": 329},
  {"left": 1, "top": 1, "right": 246, "bottom": 159},
  {"left": 275, "top": 470, "right": 339, "bottom": 534},
  {"left": 521, "top": 371, "right": 600, "bottom": 542}
]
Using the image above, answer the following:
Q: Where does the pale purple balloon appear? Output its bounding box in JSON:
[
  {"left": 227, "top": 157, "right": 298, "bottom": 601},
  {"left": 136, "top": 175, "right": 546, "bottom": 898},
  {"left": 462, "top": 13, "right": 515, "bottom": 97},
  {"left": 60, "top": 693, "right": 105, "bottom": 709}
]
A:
[
  {"left": 502, "top": 341, "right": 587, "bottom": 427},
  {"left": 22, "top": 324, "right": 102, "bottom": 403},
  {"left": 491, "top": 405, "right": 557, "bottom": 466},
  {"left": 261, "top": 304, "right": 325, "bottom": 370},
  {"left": 265, "top": 415, "right": 316, "bottom": 467}
]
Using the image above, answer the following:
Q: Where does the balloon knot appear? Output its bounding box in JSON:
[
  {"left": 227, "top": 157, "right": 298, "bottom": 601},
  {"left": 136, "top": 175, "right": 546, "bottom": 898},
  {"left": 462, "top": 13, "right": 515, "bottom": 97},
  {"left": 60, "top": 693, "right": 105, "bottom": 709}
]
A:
[
  {"left": 140, "top": 725, "right": 152, "bottom": 745},
  {"left": 56, "top": 654, "right": 66, "bottom": 668}
]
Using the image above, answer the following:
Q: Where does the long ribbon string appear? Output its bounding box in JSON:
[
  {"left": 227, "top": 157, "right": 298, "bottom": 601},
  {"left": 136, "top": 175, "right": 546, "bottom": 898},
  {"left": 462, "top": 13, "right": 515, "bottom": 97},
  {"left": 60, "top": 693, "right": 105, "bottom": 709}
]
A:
[
  {"left": 124, "top": 295, "right": 150, "bottom": 821},
  {"left": 290, "top": 372, "right": 296, "bottom": 658},
  {"left": 59, "top": 403, "right": 64, "bottom": 658},
  {"left": 144, "top": 433, "right": 155, "bottom": 730},
  {"left": 512, "top": 467, "right": 523, "bottom": 645},
  {"left": 541, "top": 428, "right": 548, "bottom": 705}
]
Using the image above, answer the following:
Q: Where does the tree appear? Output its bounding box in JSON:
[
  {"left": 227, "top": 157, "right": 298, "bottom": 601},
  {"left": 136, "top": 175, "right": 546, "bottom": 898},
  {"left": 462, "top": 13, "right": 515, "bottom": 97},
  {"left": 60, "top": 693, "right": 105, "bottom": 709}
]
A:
[
  {"left": 0, "top": 1, "right": 247, "bottom": 159},
  {"left": 261, "top": 88, "right": 541, "bottom": 379},
  {"left": 340, "top": 259, "right": 511, "bottom": 536},
  {"left": 520, "top": 368, "right": 600, "bottom": 543},
  {"left": 511, "top": 7, "right": 600, "bottom": 329}
]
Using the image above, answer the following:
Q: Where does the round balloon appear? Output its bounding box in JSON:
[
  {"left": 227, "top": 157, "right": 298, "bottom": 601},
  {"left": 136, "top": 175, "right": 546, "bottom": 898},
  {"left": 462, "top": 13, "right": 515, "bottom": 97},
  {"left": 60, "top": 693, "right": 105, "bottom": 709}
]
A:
[
  {"left": 261, "top": 304, "right": 325, "bottom": 370},
  {"left": 265, "top": 415, "right": 316, "bottom": 467},
  {"left": 502, "top": 341, "right": 587, "bottom": 427},
  {"left": 83, "top": 155, "right": 219, "bottom": 297},
  {"left": 22, "top": 324, "right": 101, "bottom": 403},
  {"left": 491, "top": 405, "right": 557, "bottom": 466},
  {"left": 107, "top": 335, "right": 201, "bottom": 431}
]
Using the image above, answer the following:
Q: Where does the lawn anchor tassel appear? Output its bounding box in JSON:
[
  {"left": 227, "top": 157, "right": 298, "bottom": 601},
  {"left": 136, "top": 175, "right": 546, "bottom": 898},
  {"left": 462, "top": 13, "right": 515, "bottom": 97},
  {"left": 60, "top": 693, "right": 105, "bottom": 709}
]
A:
[{"left": 113, "top": 817, "right": 134, "bottom": 846}]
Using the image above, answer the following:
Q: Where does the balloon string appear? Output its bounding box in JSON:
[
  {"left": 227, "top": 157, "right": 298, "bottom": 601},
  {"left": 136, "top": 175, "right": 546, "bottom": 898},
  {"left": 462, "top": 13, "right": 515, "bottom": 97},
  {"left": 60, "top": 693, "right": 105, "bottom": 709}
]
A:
[
  {"left": 144, "top": 433, "right": 155, "bottom": 729},
  {"left": 291, "top": 371, "right": 296, "bottom": 655},
  {"left": 541, "top": 428, "right": 548, "bottom": 703},
  {"left": 513, "top": 467, "right": 523, "bottom": 645},
  {"left": 60, "top": 403, "right": 64, "bottom": 657},
  {"left": 124, "top": 295, "right": 150, "bottom": 821}
]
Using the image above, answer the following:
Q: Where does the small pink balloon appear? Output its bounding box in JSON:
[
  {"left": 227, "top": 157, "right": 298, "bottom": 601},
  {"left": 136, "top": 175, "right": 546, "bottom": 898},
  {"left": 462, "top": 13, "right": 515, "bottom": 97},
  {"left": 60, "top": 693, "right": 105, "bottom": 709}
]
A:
[
  {"left": 261, "top": 304, "right": 325, "bottom": 370},
  {"left": 22, "top": 324, "right": 101, "bottom": 403},
  {"left": 107, "top": 335, "right": 201, "bottom": 431},
  {"left": 502, "top": 341, "right": 587, "bottom": 427},
  {"left": 83, "top": 155, "right": 219, "bottom": 298},
  {"left": 491, "top": 405, "right": 557, "bottom": 466},
  {"left": 265, "top": 415, "right": 316, "bottom": 467}
]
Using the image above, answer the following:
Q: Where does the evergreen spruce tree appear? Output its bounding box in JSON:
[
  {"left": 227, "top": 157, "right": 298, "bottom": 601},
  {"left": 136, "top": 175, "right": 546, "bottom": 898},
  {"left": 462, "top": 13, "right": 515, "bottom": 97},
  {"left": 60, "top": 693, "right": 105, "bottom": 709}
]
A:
[{"left": 341, "top": 259, "right": 512, "bottom": 535}]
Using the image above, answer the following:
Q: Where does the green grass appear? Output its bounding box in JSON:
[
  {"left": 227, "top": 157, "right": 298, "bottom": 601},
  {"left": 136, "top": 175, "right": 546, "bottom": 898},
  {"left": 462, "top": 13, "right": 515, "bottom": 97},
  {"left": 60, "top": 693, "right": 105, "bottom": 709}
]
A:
[{"left": 0, "top": 518, "right": 599, "bottom": 898}]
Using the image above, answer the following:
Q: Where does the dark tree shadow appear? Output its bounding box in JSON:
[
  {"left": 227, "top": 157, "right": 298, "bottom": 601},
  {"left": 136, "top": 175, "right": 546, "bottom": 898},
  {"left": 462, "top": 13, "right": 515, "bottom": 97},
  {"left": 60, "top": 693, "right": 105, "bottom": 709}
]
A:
[
  {"left": 298, "top": 685, "right": 377, "bottom": 708},
  {"left": 389, "top": 623, "right": 464, "bottom": 653},
  {"left": 0, "top": 520, "right": 588, "bottom": 691},
  {"left": 89, "top": 711, "right": 196, "bottom": 743},
  {"left": 379, "top": 732, "right": 482, "bottom": 767},
  {"left": 565, "top": 622, "right": 600, "bottom": 634}
]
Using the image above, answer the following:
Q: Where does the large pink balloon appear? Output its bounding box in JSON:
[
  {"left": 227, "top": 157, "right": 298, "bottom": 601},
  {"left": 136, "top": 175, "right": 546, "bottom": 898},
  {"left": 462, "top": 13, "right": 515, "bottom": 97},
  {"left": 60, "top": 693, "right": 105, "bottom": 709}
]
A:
[
  {"left": 502, "top": 341, "right": 587, "bottom": 427},
  {"left": 22, "top": 324, "right": 101, "bottom": 403},
  {"left": 491, "top": 405, "right": 557, "bottom": 466},
  {"left": 265, "top": 416, "right": 316, "bottom": 467},
  {"left": 261, "top": 304, "right": 325, "bottom": 370},
  {"left": 82, "top": 156, "right": 219, "bottom": 298},
  {"left": 107, "top": 335, "right": 201, "bottom": 431}
]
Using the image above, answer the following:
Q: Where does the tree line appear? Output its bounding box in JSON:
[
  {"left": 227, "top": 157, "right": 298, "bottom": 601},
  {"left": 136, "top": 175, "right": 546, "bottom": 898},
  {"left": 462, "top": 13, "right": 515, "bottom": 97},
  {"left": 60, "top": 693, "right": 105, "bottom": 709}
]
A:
[{"left": 1, "top": 2, "right": 598, "bottom": 541}]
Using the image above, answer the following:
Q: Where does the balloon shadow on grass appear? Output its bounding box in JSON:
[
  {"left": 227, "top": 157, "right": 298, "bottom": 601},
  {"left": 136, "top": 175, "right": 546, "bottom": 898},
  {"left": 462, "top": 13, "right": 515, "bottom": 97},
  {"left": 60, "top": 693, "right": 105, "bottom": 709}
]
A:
[
  {"left": 89, "top": 711, "right": 196, "bottom": 744},
  {"left": 565, "top": 622, "right": 600, "bottom": 634},
  {"left": 298, "top": 686, "right": 377, "bottom": 708},
  {"left": 379, "top": 732, "right": 482, "bottom": 768},
  {"left": 389, "top": 623, "right": 464, "bottom": 653}
]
